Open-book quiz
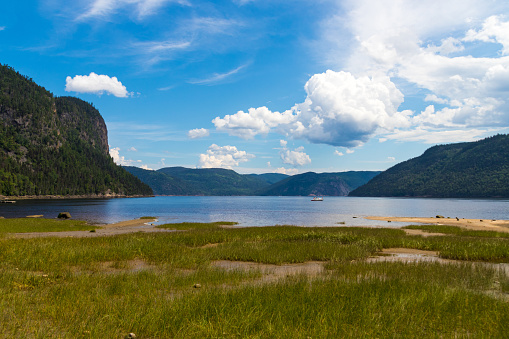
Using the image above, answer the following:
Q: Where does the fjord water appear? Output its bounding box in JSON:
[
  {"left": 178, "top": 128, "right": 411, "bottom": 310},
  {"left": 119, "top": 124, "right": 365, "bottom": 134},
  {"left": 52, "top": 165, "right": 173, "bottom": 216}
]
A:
[{"left": 1, "top": 196, "right": 508, "bottom": 227}]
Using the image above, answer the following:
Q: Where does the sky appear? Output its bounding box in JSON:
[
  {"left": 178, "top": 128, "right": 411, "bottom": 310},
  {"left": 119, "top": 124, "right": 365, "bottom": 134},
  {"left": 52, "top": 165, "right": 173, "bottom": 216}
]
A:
[{"left": 2, "top": 0, "right": 509, "bottom": 174}]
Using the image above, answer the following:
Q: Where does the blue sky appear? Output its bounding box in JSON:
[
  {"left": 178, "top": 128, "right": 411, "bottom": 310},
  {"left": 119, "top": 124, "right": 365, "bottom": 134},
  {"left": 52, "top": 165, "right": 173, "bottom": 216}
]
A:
[{"left": 3, "top": 0, "right": 509, "bottom": 174}]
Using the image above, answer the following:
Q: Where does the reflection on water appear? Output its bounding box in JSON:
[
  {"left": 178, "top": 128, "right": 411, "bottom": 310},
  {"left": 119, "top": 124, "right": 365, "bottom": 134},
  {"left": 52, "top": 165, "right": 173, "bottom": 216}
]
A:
[{"left": 0, "top": 196, "right": 508, "bottom": 227}]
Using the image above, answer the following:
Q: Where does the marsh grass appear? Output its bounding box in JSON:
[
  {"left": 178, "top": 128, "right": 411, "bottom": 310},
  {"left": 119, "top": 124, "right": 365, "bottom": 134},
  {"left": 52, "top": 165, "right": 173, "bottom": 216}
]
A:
[
  {"left": 403, "top": 224, "right": 509, "bottom": 238},
  {"left": 0, "top": 218, "right": 96, "bottom": 233},
  {"left": 1, "top": 221, "right": 509, "bottom": 337}
]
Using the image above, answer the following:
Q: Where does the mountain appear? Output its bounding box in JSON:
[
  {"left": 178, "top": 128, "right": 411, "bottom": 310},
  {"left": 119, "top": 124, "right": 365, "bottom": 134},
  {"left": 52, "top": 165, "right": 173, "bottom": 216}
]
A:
[
  {"left": 124, "top": 166, "right": 281, "bottom": 195},
  {"left": 0, "top": 64, "right": 153, "bottom": 197},
  {"left": 349, "top": 134, "right": 509, "bottom": 198},
  {"left": 125, "top": 166, "right": 378, "bottom": 196},
  {"left": 258, "top": 171, "right": 381, "bottom": 196}
]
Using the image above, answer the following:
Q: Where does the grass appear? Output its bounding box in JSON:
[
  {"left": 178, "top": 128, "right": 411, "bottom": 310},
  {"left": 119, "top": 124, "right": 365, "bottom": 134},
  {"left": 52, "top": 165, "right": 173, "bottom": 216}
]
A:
[
  {"left": 0, "top": 218, "right": 96, "bottom": 233},
  {"left": 403, "top": 224, "right": 509, "bottom": 238},
  {"left": 1, "top": 220, "right": 509, "bottom": 337}
]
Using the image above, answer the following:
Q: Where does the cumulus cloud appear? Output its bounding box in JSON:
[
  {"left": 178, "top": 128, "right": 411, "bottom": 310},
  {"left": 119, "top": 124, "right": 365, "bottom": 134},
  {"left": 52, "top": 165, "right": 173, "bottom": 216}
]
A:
[
  {"left": 65, "top": 72, "right": 131, "bottom": 97},
  {"left": 198, "top": 144, "right": 255, "bottom": 169},
  {"left": 334, "top": 150, "right": 344, "bottom": 156},
  {"left": 109, "top": 147, "right": 146, "bottom": 167},
  {"left": 280, "top": 146, "right": 311, "bottom": 167},
  {"left": 463, "top": 15, "right": 509, "bottom": 55},
  {"left": 188, "top": 128, "right": 210, "bottom": 139},
  {"left": 213, "top": 70, "right": 411, "bottom": 147},
  {"left": 212, "top": 106, "right": 295, "bottom": 139},
  {"left": 212, "top": 2, "right": 509, "bottom": 148},
  {"left": 274, "top": 167, "right": 299, "bottom": 175}
]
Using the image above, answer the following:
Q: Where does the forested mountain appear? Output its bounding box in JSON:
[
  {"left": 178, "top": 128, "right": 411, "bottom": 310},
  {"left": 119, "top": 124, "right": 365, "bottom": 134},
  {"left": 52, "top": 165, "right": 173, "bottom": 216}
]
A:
[
  {"left": 125, "top": 166, "right": 377, "bottom": 196},
  {"left": 124, "top": 166, "right": 278, "bottom": 195},
  {"left": 350, "top": 134, "right": 509, "bottom": 198},
  {"left": 258, "top": 171, "right": 381, "bottom": 196},
  {"left": 0, "top": 64, "right": 152, "bottom": 197}
]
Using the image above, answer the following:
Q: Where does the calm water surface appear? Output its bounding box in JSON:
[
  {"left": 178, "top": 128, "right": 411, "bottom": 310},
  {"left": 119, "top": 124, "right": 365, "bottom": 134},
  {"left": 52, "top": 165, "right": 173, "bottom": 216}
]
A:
[{"left": 1, "top": 196, "right": 508, "bottom": 227}]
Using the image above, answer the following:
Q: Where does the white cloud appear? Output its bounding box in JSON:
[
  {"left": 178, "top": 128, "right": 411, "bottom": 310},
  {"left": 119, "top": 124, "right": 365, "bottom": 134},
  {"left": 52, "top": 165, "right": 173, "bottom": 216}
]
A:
[
  {"left": 280, "top": 146, "right": 311, "bottom": 167},
  {"left": 346, "top": 149, "right": 354, "bottom": 154},
  {"left": 463, "top": 15, "right": 509, "bottom": 55},
  {"left": 279, "top": 140, "right": 288, "bottom": 148},
  {"left": 198, "top": 144, "right": 255, "bottom": 169},
  {"left": 128, "top": 147, "right": 137, "bottom": 152},
  {"left": 334, "top": 150, "right": 344, "bottom": 156},
  {"left": 0, "top": 26, "right": 5, "bottom": 31},
  {"left": 109, "top": 147, "right": 146, "bottom": 166},
  {"left": 213, "top": 70, "right": 412, "bottom": 147},
  {"left": 188, "top": 128, "right": 210, "bottom": 139},
  {"left": 140, "top": 164, "right": 153, "bottom": 170},
  {"left": 383, "top": 127, "right": 499, "bottom": 144},
  {"left": 189, "top": 63, "right": 250, "bottom": 85},
  {"left": 387, "top": 157, "right": 396, "bottom": 162},
  {"left": 65, "top": 72, "right": 131, "bottom": 97},
  {"left": 213, "top": 106, "right": 295, "bottom": 139},
  {"left": 274, "top": 167, "right": 299, "bottom": 175},
  {"left": 77, "top": 0, "right": 190, "bottom": 21}
]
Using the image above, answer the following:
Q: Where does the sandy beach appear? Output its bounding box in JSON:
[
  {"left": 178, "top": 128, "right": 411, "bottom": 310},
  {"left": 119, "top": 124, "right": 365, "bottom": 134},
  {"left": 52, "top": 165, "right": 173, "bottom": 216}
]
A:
[{"left": 366, "top": 216, "right": 509, "bottom": 233}]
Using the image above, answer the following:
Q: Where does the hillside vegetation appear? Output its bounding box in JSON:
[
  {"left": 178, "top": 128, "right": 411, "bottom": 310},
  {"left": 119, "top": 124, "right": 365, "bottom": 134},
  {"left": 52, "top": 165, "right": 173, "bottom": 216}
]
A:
[
  {"left": 0, "top": 64, "right": 152, "bottom": 197},
  {"left": 125, "top": 166, "right": 379, "bottom": 196},
  {"left": 350, "top": 134, "right": 509, "bottom": 198}
]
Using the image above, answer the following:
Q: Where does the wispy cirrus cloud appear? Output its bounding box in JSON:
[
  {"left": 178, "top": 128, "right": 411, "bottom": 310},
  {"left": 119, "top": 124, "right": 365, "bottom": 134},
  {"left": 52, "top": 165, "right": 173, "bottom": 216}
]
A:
[
  {"left": 77, "top": 0, "right": 191, "bottom": 21},
  {"left": 189, "top": 63, "right": 250, "bottom": 85}
]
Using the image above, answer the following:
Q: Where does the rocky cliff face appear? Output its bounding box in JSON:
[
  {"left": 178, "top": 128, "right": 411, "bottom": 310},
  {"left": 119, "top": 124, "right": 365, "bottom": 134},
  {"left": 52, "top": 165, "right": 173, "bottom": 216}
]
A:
[{"left": 0, "top": 64, "right": 152, "bottom": 197}]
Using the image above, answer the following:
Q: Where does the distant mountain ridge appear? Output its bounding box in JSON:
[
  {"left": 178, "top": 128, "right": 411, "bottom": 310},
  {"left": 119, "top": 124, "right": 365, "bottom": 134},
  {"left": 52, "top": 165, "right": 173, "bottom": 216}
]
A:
[
  {"left": 124, "top": 166, "right": 379, "bottom": 196},
  {"left": 0, "top": 64, "right": 153, "bottom": 197},
  {"left": 260, "top": 171, "right": 381, "bottom": 196},
  {"left": 350, "top": 134, "right": 509, "bottom": 198}
]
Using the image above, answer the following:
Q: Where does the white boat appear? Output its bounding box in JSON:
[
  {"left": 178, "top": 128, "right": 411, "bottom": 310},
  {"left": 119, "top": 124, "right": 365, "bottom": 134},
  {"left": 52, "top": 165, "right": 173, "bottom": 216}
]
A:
[{"left": 311, "top": 197, "right": 323, "bottom": 201}]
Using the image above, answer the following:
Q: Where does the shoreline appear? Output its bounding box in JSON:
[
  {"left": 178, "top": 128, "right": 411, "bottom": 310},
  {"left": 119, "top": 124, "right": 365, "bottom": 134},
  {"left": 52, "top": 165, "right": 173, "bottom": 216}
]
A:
[
  {"left": 9, "top": 217, "right": 175, "bottom": 238},
  {"left": 366, "top": 216, "right": 509, "bottom": 233},
  {"left": 0, "top": 194, "right": 154, "bottom": 200}
]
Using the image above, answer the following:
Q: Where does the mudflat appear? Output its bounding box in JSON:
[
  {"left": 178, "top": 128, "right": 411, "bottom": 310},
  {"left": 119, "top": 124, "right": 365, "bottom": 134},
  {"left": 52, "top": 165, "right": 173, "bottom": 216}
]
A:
[{"left": 10, "top": 218, "right": 174, "bottom": 238}]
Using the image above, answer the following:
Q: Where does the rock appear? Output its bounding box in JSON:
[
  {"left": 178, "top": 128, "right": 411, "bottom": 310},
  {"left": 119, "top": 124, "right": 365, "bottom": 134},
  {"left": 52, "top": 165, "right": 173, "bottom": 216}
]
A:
[
  {"left": 58, "top": 212, "right": 71, "bottom": 219},
  {"left": 436, "top": 215, "right": 444, "bottom": 218},
  {"left": 456, "top": 217, "right": 459, "bottom": 221},
  {"left": 125, "top": 333, "right": 136, "bottom": 339},
  {"left": 193, "top": 283, "right": 202, "bottom": 289}
]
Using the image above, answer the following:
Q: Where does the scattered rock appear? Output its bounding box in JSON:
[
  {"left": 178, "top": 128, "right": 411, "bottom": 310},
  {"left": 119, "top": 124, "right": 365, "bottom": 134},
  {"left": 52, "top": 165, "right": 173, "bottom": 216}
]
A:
[
  {"left": 57, "top": 212, "right": 71, "bottom": 219},
  {"left": 436, "top": 215, "right": 444, "bottom": 218},
  {"left": 193, "top": 283, "right": 202, "bottom": 289},
  {"left": 125, "top": 333, "right": 136, "bottom": 339},
  {"left": 456, "top": 217, "right": 459, "bottom": 221},
  {"left": 387, "top": 220, "right": 391, "bottom": 223}
]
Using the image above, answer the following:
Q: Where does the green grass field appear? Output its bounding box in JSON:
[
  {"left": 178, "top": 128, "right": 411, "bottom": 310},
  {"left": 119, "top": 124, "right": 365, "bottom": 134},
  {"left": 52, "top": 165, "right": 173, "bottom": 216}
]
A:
[{"left": 0, "top": 220, "right": 508, "bottom": 338}]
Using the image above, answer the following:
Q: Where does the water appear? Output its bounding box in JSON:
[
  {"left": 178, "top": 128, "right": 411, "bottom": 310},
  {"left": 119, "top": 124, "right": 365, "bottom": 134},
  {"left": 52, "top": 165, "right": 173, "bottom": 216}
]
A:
[{"left": 1, "top": 196, "right": 508, "bottom": 227}]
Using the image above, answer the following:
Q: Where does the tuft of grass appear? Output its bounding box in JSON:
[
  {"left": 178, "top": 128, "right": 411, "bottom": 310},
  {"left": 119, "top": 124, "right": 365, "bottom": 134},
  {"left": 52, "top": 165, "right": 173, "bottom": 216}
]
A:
[{"left": 140, "top": 216, "right": 157, "bottom": 220}]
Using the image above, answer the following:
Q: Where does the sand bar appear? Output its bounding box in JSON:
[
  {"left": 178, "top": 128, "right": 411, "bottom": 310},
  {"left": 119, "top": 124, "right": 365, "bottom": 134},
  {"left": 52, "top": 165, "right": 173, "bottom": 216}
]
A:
[
  {"left": 366, "top": 216, "right": 509, "bottom": 233},
  {"left": 10, "top": 218, "right": 176, "bottom": 238}
]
